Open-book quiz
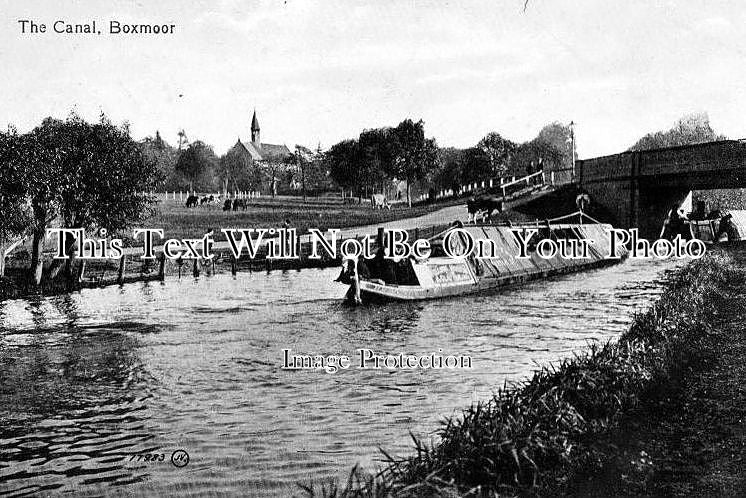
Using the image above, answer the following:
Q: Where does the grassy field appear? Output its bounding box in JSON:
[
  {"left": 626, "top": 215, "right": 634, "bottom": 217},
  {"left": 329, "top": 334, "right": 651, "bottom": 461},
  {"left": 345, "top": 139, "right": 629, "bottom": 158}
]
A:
[{"left": 135, "top": 195, "right": 464, "bottom": 243}]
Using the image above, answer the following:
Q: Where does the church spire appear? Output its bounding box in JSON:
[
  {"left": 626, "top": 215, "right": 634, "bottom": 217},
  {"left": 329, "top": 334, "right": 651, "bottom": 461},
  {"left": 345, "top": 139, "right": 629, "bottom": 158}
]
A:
[{"left": 251, "top": 109, "right": 260, "bottom": 146}]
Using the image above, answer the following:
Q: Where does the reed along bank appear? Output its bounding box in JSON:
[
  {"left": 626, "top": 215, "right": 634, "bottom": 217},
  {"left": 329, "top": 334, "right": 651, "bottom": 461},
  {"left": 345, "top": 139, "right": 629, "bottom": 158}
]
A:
[{"left": 302, "top": 250, "right": 746, "bottom": 497}]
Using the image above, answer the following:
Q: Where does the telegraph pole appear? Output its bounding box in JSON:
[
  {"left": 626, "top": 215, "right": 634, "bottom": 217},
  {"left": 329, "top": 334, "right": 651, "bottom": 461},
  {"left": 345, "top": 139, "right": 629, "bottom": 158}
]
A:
[{"left": 570, "top": 121, "right": 576, "bottom": 182}]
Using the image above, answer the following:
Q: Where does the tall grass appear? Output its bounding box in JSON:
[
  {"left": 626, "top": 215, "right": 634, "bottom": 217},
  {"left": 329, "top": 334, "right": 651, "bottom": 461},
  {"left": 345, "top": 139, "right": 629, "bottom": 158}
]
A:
[{"left": 301, "top": 252, "right": 742, "bottom": 497}]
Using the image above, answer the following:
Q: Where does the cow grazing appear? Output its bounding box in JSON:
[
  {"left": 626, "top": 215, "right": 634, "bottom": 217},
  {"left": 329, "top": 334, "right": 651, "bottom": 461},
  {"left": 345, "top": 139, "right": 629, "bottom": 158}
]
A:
[
  {"left": 467, "top": 195, "right": 503, "bottom": 223},
  {"left": 232, "top": 199, "right": 247, "bottom": 211},
  {"left": 222, "top": 199, "right": 232, "bottom": 211},
  {"left": 185, "top": 195, "right": 199, "bottom": 208},
  {"left": 371, "top": 194, "right": 390, "bottom": 210}
]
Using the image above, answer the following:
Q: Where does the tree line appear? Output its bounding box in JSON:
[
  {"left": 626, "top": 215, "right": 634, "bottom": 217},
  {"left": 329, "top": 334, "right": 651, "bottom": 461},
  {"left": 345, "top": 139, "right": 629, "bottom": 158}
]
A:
[
  {"left": 628, "top": 112, "right": 727, "bottom": 151},
  {"left": 144, "top": 134, "right": 331, "bottom": 197},
  {"left": 327, "top": 119, "right": 575, "bottom": 206}
]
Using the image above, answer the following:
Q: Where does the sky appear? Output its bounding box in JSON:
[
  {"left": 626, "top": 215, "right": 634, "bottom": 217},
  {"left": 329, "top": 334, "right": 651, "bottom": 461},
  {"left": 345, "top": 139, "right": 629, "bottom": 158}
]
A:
[{"left": 1, "top": 0, "right": 745, "bottom": 158}]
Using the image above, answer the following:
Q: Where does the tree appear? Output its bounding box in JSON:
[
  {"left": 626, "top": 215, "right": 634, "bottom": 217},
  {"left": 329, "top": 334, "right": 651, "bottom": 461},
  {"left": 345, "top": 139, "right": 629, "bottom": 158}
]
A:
[
  {"left": 140, "top": 131, "right": 178, "bottom": 191},
  {"left": 512, "top": 139, "right": 563, "bottom": 176},
  {"left": 175, "top": 140, "right": 218, "bottom": 192},
  {"left": 431, "top": 147, "right": 465, "bottom": 194},
  {"left": 477, "top": 132, "right": 516, "bottom": 177},
  {"left": 264, "top": 160, "right": 284, "bottom": 198},
  {"left": 21, "top": 113, "right": 159, "bottom": 285},
  {"left": 22, "top": 118, "right": 70, "bottom": 285},
  {"left": 535, "top": 122, "right": 574, "bottom": 171},
  {"left": 459, "top": 147, "right": 492, "bottom": 185},
  {"left": 386, "top": 119, "right": 439, "bottom": 207},
  {"left": 293, "top": 145, "right": 314, "bottom": 201},
  {"left": 295, "top": 145, "right": 332, "bottom": 195},
  {"left": 629, "top": 112, "right": 727, "bottom": 151},
  {"left": 0, "top": 128, "right": 33, "bottom": 277},
  {"left": 218, "top": 147, "right": 252, "bottom": 195},
  {"left": 358, "top": 128, "right": 397, "bottom": 198},
  {"left": 327, "top": 139, "right": 361, "bottom": 197}
]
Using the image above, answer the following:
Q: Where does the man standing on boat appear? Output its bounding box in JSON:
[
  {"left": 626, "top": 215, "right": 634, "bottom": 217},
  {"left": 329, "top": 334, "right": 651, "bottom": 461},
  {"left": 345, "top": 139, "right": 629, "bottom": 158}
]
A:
[
  {"left": 660, "top": 204, "right": 690, "bottom": 241},
  {"left": 714, "top": 212, "right": 741, "bottom": 243}
]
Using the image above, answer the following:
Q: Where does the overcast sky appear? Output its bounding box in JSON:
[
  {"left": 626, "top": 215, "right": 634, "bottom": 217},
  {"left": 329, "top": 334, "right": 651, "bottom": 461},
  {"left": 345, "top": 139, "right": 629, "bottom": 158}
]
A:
[{"left": 1, "top": 0, "right": 744, "bottom": 158}]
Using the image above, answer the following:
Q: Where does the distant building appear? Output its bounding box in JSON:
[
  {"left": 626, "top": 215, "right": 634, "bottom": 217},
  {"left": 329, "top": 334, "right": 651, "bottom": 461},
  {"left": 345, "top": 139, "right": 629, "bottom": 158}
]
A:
[
  {"left": 230, "top": 110, "right": 292, "bottom": 164},
  {"left": 228, "top": 109, "right": 294, "bottom": 195}
]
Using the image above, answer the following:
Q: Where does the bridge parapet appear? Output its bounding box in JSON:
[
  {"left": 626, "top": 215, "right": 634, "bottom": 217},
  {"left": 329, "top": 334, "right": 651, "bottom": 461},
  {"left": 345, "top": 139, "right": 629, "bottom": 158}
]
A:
[
  {"left": 579, "top": 140, "right": 746, "bottom": 184},
  {"left": 577, "top": 140, "right": 746, "bottom": 237}
]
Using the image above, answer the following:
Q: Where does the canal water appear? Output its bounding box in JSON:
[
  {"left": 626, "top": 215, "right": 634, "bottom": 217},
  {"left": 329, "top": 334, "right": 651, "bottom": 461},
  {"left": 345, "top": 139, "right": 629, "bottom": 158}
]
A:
[{"left": 0, "top": 257, "right": 684, "bottom": 496}]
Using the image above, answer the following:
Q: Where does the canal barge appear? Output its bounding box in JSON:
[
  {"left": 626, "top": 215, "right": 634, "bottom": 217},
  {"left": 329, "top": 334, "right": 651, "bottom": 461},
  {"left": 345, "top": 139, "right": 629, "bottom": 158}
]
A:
[
  {"left": 340, "top": 213, "right": 628, "bottom": 304},
  {"left": 688, "top": 210, "right": 746, "bottom": 244}
]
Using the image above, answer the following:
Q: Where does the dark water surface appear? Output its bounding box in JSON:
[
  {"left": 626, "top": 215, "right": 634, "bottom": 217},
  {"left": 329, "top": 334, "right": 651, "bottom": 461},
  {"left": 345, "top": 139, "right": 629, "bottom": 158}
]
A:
[{"left": 0, "top": 257, "right": 684, "bottom": 496}]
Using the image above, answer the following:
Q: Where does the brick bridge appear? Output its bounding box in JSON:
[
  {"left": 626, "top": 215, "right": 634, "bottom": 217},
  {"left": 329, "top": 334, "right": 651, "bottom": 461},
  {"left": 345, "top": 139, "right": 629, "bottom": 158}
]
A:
[{"left": 576, "top": 140, "right": 746, "bottom": 237}]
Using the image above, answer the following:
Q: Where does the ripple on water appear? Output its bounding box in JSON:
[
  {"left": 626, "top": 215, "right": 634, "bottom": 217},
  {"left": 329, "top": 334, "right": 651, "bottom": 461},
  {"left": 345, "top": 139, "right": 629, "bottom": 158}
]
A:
[{"left": 0, "top": 258, "right": 687, "bottom": 496}]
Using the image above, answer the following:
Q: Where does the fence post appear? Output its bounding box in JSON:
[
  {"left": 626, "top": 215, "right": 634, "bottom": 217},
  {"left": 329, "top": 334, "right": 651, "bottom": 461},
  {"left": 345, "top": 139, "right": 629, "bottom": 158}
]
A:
[
  {"left": 117, "top": 256, "right": 126, "bottom": 284},
  {"left": 77, "top": 260, "right": 86, "bottom": 285},
  {"left": 193, "top": 258, "right": 200, "bottom": 277},
  {"left": 158, "top": 253, "right": 166, "bottom": 280},
  {"left": 231, "top": 255, "right": 238, "bottom": 276}
]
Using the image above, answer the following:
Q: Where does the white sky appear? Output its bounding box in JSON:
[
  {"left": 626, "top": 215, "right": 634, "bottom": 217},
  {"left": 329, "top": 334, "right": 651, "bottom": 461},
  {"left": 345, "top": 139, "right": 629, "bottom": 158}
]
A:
[{"left": 1, "top": 0, "right": 745, "bottom": 158}]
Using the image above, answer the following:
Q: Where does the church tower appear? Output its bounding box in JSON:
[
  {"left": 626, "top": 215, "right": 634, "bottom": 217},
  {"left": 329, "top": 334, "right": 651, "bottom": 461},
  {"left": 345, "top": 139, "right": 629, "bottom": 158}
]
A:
[{"left": 251, "top": 109, "right": 260, "bottom": 147}]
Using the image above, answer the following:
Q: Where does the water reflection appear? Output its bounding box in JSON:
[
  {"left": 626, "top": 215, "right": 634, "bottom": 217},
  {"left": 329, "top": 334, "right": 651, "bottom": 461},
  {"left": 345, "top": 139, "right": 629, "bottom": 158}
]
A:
[
  {"left": 0, "top": 312, "right": 156, "bottom": 496},
  {"left": 0, "top": 257, "right": 683, "bottom": 496}
]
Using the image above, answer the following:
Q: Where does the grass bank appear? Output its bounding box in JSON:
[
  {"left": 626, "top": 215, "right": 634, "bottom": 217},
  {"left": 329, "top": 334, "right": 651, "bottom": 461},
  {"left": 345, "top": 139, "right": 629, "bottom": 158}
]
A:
[{"left": 302, "top": 252, "right": 742, "bottom": 497}]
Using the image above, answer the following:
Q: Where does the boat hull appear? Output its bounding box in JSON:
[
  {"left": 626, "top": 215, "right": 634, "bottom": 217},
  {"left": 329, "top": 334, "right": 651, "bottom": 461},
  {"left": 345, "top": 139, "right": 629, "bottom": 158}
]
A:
[
  {"left": 349, "top": 222, "right": 628, "bottom": 303},
  {"left": 357, "top": 256, "right": 622, "bottom": 303}
]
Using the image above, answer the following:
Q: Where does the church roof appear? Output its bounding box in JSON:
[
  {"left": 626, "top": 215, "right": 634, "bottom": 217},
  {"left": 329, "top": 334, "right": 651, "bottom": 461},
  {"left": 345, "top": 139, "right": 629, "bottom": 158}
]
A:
[
  {"left": 232, "top": 139, "right": 263, "bottom": 161},
  {"left": 232, "top": 139, "right": 291, "bottom": 162},
  {"left": 251, "top": 110, "right": 260, "bottom": 131},
  {"left": 260, "top": 143, "right": 292, "bottom": 161}
]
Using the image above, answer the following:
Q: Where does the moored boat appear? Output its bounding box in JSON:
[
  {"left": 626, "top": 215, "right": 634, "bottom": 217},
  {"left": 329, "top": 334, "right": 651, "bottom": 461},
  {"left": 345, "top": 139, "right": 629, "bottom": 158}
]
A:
[
  {"left": 339, "top": 212, "right": 629, "bottom": 304},
  {"left": 688, "top": 210, "right": 746, "bottom": 244}
]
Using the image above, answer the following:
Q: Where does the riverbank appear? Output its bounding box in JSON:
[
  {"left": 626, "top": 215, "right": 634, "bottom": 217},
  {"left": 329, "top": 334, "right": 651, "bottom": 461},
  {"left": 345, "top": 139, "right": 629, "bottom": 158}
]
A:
[
  {"left": 301, "top": 251, "right": 743, "bottom": 497},
  {"left": 559, "top": 250, "right": 746, "bottom": 496},
  {"left": 0, "top": 185, "right": 552, "bottom": 301}
]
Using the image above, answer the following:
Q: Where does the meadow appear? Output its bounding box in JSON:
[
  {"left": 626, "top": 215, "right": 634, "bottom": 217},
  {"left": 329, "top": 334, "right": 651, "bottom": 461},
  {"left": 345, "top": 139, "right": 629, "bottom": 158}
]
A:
[{"left": 139, "top": 195, "right": 463, "bottom": 243}]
